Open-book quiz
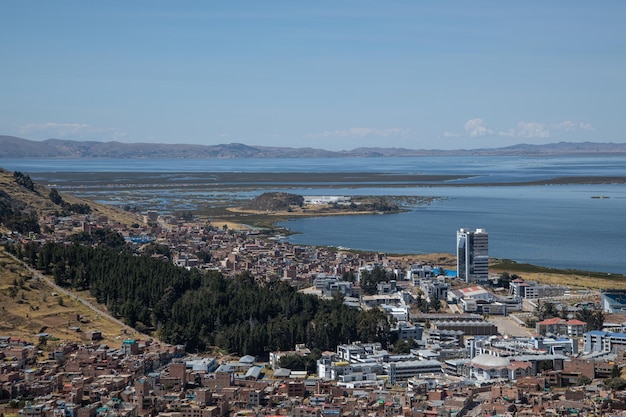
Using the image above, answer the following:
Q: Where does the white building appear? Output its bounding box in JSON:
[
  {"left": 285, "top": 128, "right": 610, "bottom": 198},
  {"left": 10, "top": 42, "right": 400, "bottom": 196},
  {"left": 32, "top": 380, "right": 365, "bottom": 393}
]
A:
[
  {"left": 382, "top": 304, "right": 409, "bottom": 322},
  {"left": 384, "top": 360, "right": 442, "bottom": 383},
  {"left": 407, "top": 264, "right": 438, "bottom": 282},
  {"left": 417, "top": 276, "right": 449, "bottom": 301},
  {"left": 392, "top": 322, "right": 424, "bottom": 342},
  {"left": 303, "top": 196, "right": 351, "bottom": 205},
  {"left": 456, "top": 228, "right": 488, "bottom": 283},
  {"left": 584, "top": 330, "right": 626, "bottom": 353},
  {"left": 509, "top": 278, "right": 568, "bottom": 300}
]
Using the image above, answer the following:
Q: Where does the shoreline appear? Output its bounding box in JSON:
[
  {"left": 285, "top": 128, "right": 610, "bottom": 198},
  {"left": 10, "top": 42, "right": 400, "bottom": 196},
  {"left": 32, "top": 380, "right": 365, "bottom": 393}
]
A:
[
  {"left": 207, "top": 209, "right": 626, "bottom": 284},
  {"left": 23, "top": 169, "right": 624, "bottom": 278},
  {"left": 31, "top": 171, "right": 626, "bottom": 190}
]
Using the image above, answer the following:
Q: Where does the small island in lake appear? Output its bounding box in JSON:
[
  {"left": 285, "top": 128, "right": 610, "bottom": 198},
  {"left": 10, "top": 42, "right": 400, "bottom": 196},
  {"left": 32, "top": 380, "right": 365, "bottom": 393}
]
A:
[
  {"left": 230, "top": 192, "right": 401, "bottom": 217},
  {"left": 225, "top": 192, "right": 440, "bottom": 225}
]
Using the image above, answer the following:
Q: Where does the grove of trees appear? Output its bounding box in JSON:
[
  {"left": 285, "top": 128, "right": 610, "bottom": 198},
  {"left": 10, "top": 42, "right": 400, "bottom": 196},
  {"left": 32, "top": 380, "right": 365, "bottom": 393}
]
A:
[
  {"left": 7, "top": 240, "right": 396, "bottom": 357},
  {"left": 0, "top": 191, "right": 40, "bottom": 234},
  {"left": 360, "top": 265, "right": 394, "bottom": 295}
]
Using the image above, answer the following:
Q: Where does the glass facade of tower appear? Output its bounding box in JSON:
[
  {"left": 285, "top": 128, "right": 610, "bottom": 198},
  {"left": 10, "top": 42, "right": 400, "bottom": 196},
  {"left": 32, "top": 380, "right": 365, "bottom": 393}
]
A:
[{"left": 457, "top": 228, "right": 489, "bottom": 283}]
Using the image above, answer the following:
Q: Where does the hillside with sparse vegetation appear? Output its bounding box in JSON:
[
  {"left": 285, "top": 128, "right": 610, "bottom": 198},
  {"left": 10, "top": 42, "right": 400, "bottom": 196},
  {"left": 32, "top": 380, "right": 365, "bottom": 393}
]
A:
[
  {"left": 0, "top": 250, "right": 141, "bottom": 349},
  {"left": 0, "top": 167, "right": 140, "bottom": 235},
  {"left": 242, "top": 192, "right": 305, "bottom": 211}
]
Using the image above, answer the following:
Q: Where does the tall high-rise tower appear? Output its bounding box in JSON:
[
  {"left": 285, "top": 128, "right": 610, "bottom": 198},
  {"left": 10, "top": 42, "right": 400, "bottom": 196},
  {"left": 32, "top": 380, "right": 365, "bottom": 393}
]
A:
[{"left": 457, "top": 228, "right": 489, "bottom": 283}]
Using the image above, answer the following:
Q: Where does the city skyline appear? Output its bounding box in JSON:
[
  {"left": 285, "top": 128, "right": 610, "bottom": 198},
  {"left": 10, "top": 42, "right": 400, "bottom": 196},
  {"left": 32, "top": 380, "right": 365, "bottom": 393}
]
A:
[{"left": 2, "top": 2, "right": 625, "bottom": 151}]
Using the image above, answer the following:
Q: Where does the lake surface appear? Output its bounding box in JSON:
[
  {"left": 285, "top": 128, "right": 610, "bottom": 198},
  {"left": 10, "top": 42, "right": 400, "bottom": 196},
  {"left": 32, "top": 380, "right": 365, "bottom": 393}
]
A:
[{"left": 1, "top": 155, "right": 625, "bottom": 274}]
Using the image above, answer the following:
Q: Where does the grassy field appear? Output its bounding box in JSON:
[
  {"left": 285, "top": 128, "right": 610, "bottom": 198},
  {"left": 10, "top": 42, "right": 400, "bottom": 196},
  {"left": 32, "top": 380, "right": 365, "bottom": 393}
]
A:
[
  {"left": 490, "top": 259, "right": 626, "bottom": 290},
  {"left": 386, "top": 254, "right": 625, "bottom": 290},
  {"left": 0, "top": 251, "right": 142, "bottom": 352}
]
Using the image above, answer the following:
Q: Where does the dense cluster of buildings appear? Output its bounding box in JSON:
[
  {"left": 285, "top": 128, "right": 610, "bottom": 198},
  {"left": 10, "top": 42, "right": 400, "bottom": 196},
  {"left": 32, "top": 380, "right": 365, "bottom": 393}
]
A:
[
  {"left": 1, "top": 326, "right": 626, "bottom": 417},
  {"left": 5, "top": 209, "right": 626, "bottom": 416},
  {"left": 5, "top": 324, "right": 626, "bottom": 417}
]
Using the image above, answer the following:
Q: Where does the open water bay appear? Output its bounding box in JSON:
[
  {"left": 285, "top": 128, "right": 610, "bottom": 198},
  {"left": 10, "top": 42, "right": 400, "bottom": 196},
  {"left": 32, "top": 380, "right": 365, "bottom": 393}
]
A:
[
  {"left": 1, "top": 155, "right": 625, "bottom": 274},
  {"left": 279, "top": 183, "right": 625, "bottom": 274}
]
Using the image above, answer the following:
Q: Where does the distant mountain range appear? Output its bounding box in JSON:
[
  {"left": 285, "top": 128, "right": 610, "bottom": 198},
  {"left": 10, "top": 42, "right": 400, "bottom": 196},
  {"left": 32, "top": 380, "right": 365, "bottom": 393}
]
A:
[{"left": 1, "top": 135, "right": 626, "bottom": 158}]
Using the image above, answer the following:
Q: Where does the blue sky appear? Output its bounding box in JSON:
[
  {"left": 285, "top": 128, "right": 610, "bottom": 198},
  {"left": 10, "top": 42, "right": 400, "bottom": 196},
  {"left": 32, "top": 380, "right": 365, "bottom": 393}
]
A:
[{"left": 1, "top": 1, "right": 625, "bottom": 151}]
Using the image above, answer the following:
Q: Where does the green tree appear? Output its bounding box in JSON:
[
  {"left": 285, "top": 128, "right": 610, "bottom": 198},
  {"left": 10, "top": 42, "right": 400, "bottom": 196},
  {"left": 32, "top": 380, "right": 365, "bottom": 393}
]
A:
[
  {"left": 607, "top": 377, "right": 626, "bottom": 391},
  {"left": 360, "top": 266, "right": 389, "bottom": 295},
  {"left": 499, "top": 271, "right": 511, "bottom": 286},
  {"left": 195, "top": 250, "right": 211, "bottom": 263},
  {"left": 357, "top": 308, "right": 392, "bottom": 347},
  {"left": 535, "top": 301, "right": 559, "bottom": 321},
  {"left": 49, "top": 188, "right": 64, "bottom": 205},
  {"left": 576, "top": 375, "right": 592, "bottom": 386},
  {"left": 0, "top": 209, "right": 41, "bottom": 234},
  {"left": 178, "top": 211, "right": 194, "bottom": 221},
  {"left": 576, "top": 308, "right": 604, "bottom": 332},
  {"left": 70, "top": 228, "right": 126, "bottom": 250},
  {"left": 537, "top": 359, "right": 554, "bottom": 372},
  {"left": 611, "top": 364, "right": 621, "bottom": 379},
  {"left": 525, "top": 317, "right": 537, "bottom": 328},
  {"left": 278, "top": 355, "right": 307, "bottom": 371},
  {"left": 13, "top": 171, "right": 35, "bottom": 191},
  {"left": 13, "top": 241, "right": 393, "bottom": 356},
  {"left": 8, "top": 286, "right": 18, "bottom": 299},
  {"left": 38, "top": 335, "right": 48, "bottom": 349},
  {"left": 588, "top": 310, "right": 604, "bottom": 330},
  {"left": 342, "top": 270, "right": 357, "bottom": 282},
  {"left": 429, "top": 297, "right": 442, "bottom": 312},
  {"left": 142, "top": 242, "right": 172, "bottom": 259},
  {"left": 67, "top": 203, "right": 91, "bottom": 214},
  {"left": 497, "top": 272, "right": 519, "bottom": 289},
  {"left": 415, "top": 294, "right": 429, "bottom": 313},
  {"left": 393, "top": 339, "right": 417, "bottom": 354}
]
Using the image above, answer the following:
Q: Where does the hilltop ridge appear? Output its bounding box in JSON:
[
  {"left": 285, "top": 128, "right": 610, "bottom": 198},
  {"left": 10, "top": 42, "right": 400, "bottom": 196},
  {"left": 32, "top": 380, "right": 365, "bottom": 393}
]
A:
[
  {"left": 0, "top": 168, "right": 139, "bottom": 234},
  {"left": 2, "top": 135, "right": 626, "bottom": 158}
]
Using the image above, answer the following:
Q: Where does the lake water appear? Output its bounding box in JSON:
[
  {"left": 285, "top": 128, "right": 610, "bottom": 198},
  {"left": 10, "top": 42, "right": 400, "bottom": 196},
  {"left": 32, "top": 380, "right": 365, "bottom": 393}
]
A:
[{"left": 1, "top": 155, "right": 625, "bottom": 274}]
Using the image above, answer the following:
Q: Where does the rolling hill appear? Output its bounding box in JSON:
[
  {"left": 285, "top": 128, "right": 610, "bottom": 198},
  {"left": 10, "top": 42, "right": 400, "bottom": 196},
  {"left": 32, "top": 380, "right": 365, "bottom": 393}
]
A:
[{"left": 1, "top": 135, "right": 626, "bottom": 158}]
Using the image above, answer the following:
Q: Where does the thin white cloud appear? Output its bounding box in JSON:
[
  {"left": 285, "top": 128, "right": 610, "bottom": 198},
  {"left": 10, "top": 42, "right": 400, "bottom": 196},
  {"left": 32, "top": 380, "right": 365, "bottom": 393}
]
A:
[
  {"left": 456, "top": 118, "right": 595, "bottom": 140},
  {"left": 17, "top": 122, "right": 127, "bottom": 140},
  {"left": 497, "top": 128, "right": 516, "bottom": 137},
  {"left": 515, "top": 122, "right": 550, "bottom": 138},
  {"left": 464, "top": 118, "right": 493, "bottom": 137},
  {"left": 307, "top": 127, "right": 410, "bottom": 139},
  {"left": 19, "top": 122, "right": 90, "bottom": 136},
  {"left": 442, "top": 131, "right": 460, "bottom": 138},
  {"left": 554, "top": 121, "right": 595, "bottom": 132}
]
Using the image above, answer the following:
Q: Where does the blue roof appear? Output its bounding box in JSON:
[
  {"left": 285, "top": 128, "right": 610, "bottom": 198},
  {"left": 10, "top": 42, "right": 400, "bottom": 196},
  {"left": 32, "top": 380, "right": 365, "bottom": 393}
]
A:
[
  {"left": 245, "top": 366, "right": 262, "bottom": 379},
  {"left": 240, "top": 354, "right": 256, "bottom": 364},
  {"left": 584, "top": 330, "right": 626, "bottom": 338},
  {"left": 215, "top": 364, "right": 234, "bottom": 373},
  {"left": 602, "top": 292, "right": 626, "bottom": 305},
  {"left": 607, "top": 332, "right": 626, "bottom": 338},
  {"left": 585, "top": 330, "right": 609, "bottom": 336}
]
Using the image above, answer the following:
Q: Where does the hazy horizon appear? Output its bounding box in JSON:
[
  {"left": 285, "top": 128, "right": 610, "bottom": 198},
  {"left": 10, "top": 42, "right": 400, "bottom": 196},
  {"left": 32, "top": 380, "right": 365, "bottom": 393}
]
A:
[
  {"left": 5, "top": 135, "right": 626, "bottom": 155},
  {"left": 2, "top": 2, "right": 625, "bottom": 151}
]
